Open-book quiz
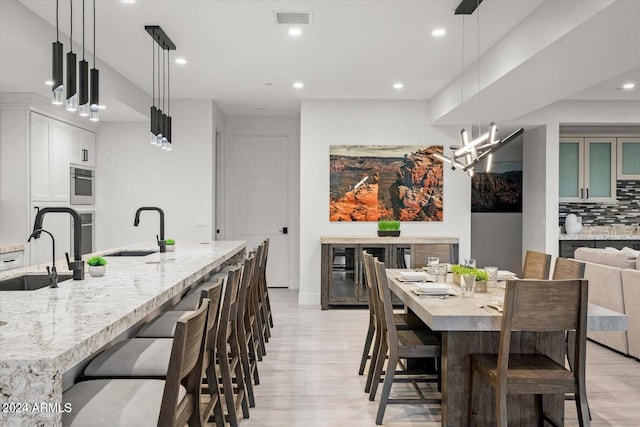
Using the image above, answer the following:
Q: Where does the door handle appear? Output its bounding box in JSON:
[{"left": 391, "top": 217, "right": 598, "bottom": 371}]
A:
[
  {"left": 580, "top": 188, "right": 584, "bottom": 200},
  {"left": 82, "top": 149, "right": 88, "bottom": 162},
  {"left": 585, "top": 188, "right": 589, "bottom": 199},
  {"left": 280, "top": 227, "right": 288, "bottom": 235}
]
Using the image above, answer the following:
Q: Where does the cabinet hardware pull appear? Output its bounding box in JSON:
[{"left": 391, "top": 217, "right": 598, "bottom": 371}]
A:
[
  {"left": 3, "top": 259, "right": 16, "bottom": 263},
  {"left": 580, "top": 188, "right": 584, "bottom": 199},
  {"left": 586, "top": 188, "right": 589, "bottom": 199}
]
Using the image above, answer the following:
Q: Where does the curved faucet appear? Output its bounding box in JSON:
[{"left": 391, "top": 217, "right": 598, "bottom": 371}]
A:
[
  {"left": 134, "top": 207, "right": 166, "bottom": 252},
  {"left": 31, "top": 207, "right": 85, "bottom": 280},
  {"left": 28, "top": 228, "right": 59, "bottom": 288}
]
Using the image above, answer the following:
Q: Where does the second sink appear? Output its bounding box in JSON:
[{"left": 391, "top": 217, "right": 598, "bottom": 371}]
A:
[
  {"left": 105, "top": 250, "right": 157, "bottom": 257},
  {"left": 0, "top": 274, "right": 73, "bottom": 291}
]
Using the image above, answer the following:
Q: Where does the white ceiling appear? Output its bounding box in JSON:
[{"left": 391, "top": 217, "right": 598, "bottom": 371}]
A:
[{"left": 1, "top": 0, "right": 639, "bottom": 121}]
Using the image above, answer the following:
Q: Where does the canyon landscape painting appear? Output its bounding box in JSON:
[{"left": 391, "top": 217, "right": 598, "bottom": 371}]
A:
[
  {"left": 329, "top": 145, "right": 444, "bottom": 222},
  {"left": 471, "top": 161, "right": 523, "bottom": 213}
]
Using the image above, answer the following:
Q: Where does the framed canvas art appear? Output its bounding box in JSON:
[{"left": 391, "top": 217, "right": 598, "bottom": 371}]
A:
[
  {"left": 329, "top": 145, "right": 443, "bottom": 221},
  {"left": 471, "top": 161, "right": 522, "bottom": 213}
]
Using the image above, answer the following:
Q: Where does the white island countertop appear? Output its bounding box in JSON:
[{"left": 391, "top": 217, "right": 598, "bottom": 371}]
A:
[{"left": 0, "top": 240, "right": 244, "bottom": 427}]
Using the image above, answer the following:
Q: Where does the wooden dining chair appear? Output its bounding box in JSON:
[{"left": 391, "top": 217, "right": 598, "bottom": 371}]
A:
[
  {"left": 359, "top": 251, "right": 427, "bottom": 393},
  {"left": 522, "top": 250, "right": 552, "bottom": 279},
  {"left": 370, "top": 259, "right": 441, "bottom": 425},
  {"left": 411, "top": 244, "right": 455, "bottom": 268},
  {"left": 468, "top": 278, "right": 590, "bottom": 427},
  {"left": 63, "top": 299, "right": 210, "bottom": 427}
]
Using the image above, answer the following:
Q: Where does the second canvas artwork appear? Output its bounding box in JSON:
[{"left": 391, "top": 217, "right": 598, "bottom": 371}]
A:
[{"left": 329, "top": 145, "right": 444, "bottom": 222}]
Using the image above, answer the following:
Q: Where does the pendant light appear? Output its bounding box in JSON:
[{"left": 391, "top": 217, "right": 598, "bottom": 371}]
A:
[
  {"left": 65, "top": 0, "right": 78, "bottom": 112},
  {"left": 78, "top": 0, "right": 89, "bottom": 117},
  {"left": 51, "top": 0, "right": 64, "bottom": 105},
  {"left": 150, "top": 39, "right": 158, "bottom": 144},
  {"left": 146, "top": 25, "right": 176, "bottom": 150},
  {"left": 156, "top": 42, "right": 164, "bottom": 144},
  {"left": 89, "top": 0, "right": 100, "bottom": 121},
  {"left": 166, "top": 48, "right": 172, "bottom": 151}
]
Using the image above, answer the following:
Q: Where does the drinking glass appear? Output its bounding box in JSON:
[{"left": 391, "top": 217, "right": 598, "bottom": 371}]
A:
[
  {"left": 435, "top": 264, "right": 448, "bottom": 283},
  {"left": 461, "top": 274, "right": 476, "bottom": 297},
  {"left": 485, "top": 266, "right": 499, "bottom": 288},
  {"left": 427, "top": 257, "right": 439, "bottom": 274},
  {"left": 466, "top": 258, "right": 477, "bottom": 268}
]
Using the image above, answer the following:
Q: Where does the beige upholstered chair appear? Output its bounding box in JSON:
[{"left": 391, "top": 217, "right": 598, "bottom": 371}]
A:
[
  {"left": 63, "top": 299, "right": 210, "bottom": 427},
  {"left": 468, "top": 279, "right": 590, "bottom": 427}
]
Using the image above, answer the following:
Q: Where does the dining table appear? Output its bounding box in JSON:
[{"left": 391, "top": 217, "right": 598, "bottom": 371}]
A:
[{"left": 386, "top": 269, "right": 628, "bottom": 427}]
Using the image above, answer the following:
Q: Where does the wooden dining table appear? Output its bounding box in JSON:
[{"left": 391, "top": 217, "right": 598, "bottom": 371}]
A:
[{"left": 386, "top": 269, "right": 628, "bottom": 427}]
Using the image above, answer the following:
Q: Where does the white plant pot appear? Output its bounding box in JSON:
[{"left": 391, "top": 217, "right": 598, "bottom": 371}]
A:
[
  {"left": 89, "top": 265, "right": 106, "bottom": 277},
  {"left": 166, "top": 245, "right": 175, "bottom": 252}
]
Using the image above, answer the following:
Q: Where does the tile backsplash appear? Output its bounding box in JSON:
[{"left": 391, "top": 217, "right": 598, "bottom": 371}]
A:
[{"left": 559, "top": 180, "right": 640, "bottom": 226}]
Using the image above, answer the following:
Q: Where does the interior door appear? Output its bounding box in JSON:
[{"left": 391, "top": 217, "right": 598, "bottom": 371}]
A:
[{"left": 229, "top": 135, "right": 289, "bottom": 288}]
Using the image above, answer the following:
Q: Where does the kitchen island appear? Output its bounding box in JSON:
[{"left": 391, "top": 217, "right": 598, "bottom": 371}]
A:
[{"left": 0, "top": 240, "right": 245, "bottom": 427}]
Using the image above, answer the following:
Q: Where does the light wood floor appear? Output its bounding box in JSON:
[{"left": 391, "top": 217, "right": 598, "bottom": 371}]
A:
[{"left": 213, "top": 289, "right": 640, "bottom": 427}]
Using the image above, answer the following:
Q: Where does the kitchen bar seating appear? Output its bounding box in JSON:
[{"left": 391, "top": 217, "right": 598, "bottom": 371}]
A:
[
  {"left": 468, "top": 279, "right": 590, "bottom": 427},
  {"left": 62, "top": 299, "right": 210, "bottom": 427},
  {"left": 370, "top": 258, "right": 441, "bottom": 425}
]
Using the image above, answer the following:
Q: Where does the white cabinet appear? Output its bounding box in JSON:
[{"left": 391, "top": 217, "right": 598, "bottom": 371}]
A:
[
  {"left": 617, "top": 137, "right": 640, "bottom": 180},
  {"left": 0, "top": 251, "right": 24, "bottom": 271},
  {"left": 69, "top": 126, "right": 96, "bottom": 167},
  {"left": 30, "top": 113, "right": 70, "bottom": 202},
  {"left": 559, "top": 137, "right": 617, "bottom": 203}
]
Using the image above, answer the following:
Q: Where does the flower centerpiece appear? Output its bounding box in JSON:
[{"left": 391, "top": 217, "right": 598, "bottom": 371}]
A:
[
  {"left": 377, "top": 220, "right": 401, "bottom": 237},
  {"left": 87, "top": 256, "right": 107, "bottom": 277},
  {"left": 165, "top": 239, "right": 176, "bottom": 252}
]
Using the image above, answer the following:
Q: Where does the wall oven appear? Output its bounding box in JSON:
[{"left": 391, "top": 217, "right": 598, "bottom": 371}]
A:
[
  {"left": 71, "top": 211, "right": 94, "bottom": 256},
  {"left": 70, "top": 166, "right": 95, "bottom": 205}
]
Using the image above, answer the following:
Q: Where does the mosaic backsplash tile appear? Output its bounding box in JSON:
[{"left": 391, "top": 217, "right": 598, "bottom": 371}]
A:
[{"left": 559, "top": 180, "right": 640, "bottom": 226}]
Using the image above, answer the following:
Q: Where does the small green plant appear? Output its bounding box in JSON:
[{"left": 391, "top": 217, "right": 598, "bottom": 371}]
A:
[
  {"left": 87, "top": 256, "right": 107, "bottom": 266},
  {"left": 165, "top": 239, "right": 175, "bottom": 245},
  {"left": 377, "top": 220, "right": 400, "bottom": 231},
  {"left": 451, "top": 264, "right": 488, "bottom": 281}
]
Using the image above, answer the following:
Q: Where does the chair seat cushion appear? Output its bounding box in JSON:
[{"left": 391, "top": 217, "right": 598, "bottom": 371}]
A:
[
  {"left": 63, "top": 379, "right": 186, "bottom": 427},
  {"left": 470, "top": 353, "right": 575, "bottom": 390},
  {"left": 137, "top": 311, "right": 192, "bottom": 338},
  {"left": 84, "top": 339, "right": 172, "bottom": 377}
]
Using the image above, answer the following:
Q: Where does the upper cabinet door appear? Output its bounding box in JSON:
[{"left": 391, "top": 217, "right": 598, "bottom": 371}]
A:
[
  {"left": 617, "top": 137, "right": 640, "bottom": 180},
  {"left": 584, "top": 137, "right": 616, "bottom": 203},
  {"left": 30, "top": 113, "right": 53, "bottom": 201},
  {"left": 50, "top": 120, "right": 70, "bottom": 201},
  {"left": 70, "top": 126, "right": 96, "bottom": 167},
  {"left": 559, "top": 138, "right": 584, "bottom": 203}
]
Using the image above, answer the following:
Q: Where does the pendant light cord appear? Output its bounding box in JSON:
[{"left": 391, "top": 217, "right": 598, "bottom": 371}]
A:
[
  {"left": 69, "top": 0, "right": 73, "bottom": 52},
  {"left": 82, "top": 0, "right": 85, "bottom": 59},
  {"left": 56, "top": 0, "right": 59, "bottom": 42},
  {"left": 460, "top": 16, "right": 464, "bottom": 127},
  {"left": 162, "top": 48, "right": 166, "bottom": 112},
  {"left": 152, "top": 39, "right": 155, "bottom": 108},
  {"left": 476, "top": 0, "right": 480, "bottom": 135},
  {"left": 158, "top": 44, "right": 162, "bottom": 110},
  {"left": 93, "top": 0, "right": 96, "bottom": 67}
]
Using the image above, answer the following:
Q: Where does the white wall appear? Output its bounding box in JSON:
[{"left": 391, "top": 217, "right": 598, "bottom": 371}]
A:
[
  {"left": 221, "top": 116, "right": 300, "bottom": 289},
  {"left": 96, "top": 99, "right": 221, "bottom": 249},
  {"left": 299, "top": 100, "right": 471, "bottom": 305}
]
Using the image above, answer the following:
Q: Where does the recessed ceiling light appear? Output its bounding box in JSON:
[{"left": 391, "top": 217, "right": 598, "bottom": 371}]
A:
[
  {"left": 98, "top": 105, "right": 106, "bottom": 110},
  {"left": 393, "top": 82, "right": 404, "bottom": 90},
  {"left": 45, "top": 80, "right": 54, "bottom": 86},
  {"left": 431, "top": 28, "right": 446, "bottom": 37},
  {"left": 264, "top": 82, "right": 273, "bottom": 86},
  {"left": 288, "top": 28, "right": 302, "bottom": 37},
  {"left": 293, "top": 82, "right": 304, "bottom": 89},
  {"left": 175, "top": 58, "right": 187, "bottom": 65},
  {"left": 623, "top": 82, "right": 636, "bottom": 90},
  {"left": 257, "top": 107, "right": 268, "bottom": 110}
]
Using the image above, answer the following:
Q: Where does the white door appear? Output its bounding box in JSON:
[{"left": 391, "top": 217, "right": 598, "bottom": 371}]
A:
[{"left": 229, "top": 135, "right": 289, "bottom": 288}]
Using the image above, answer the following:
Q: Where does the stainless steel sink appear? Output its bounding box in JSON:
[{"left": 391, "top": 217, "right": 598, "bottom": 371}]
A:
[
  {"left": 105, "top": 250, "right": 157, "bottom": 257},
  {"left": 0, "top": 274, "right": 73, "bottom": 291}
]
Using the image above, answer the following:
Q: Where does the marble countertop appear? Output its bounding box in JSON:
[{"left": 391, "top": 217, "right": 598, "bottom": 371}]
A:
[
  {"left": 0, "top": 244, "right": 25, "bottom": 254},
  {"left": 0, "top": 240, "right": 244, "bottom": 427},
  {"left": 559, "top": 233, "right": 640, "bottom": 241}
]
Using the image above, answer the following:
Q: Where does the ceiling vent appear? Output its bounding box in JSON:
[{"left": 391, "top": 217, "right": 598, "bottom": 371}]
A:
[{"left": 273, "top": 11, "right": 313, "bottom": 25}]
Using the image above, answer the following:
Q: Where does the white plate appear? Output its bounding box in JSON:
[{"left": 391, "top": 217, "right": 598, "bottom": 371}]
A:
[
  {"left": 399, "top": 271, "right": 430, "bottom": 281},
  {"left": 415, "top": 283, "right": 450, "bottom": 294},
  {"left": 497, "top": 270, "right": 517, "bottom": 280}
]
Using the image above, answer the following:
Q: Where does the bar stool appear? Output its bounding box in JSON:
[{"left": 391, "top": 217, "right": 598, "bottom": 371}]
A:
[
  {"left": 236, "top": 253, "right": 259, "bottom": 408},
  {"left": 63, "top": 299, "right": 210, "bottom": 427}
]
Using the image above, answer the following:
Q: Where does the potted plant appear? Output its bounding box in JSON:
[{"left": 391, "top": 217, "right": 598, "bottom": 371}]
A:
[
  {"left": 450, "top": 265, "right": 489, "bottom": 291},
  {"left": 87, "top": 256, "right": 107, "bottom": 277},
  {"left": 377, "top": 220, "right": 401, "bottom": 237},
  {"left": 165, "top": 239, "right": 176, "bottom": 252}
]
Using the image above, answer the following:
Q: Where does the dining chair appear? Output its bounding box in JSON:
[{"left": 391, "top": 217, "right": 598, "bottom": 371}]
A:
[
  {"left": 522, "top": 250, "right": 552, "bottom": 279},
  {"left": 63, "top": 299, "right": 210, "bottom": 427},
  {"left": 359, "top": 251, "right": 427, "bottom": 392},
  {"left": 370, "top": 258, "right": 441, "bottom": 425},
  {"left": 411, "top": 244, "right": 455, "bottom": 268},
  {"left": 468, "top": 278, "right": 590, "bottom": 427}
]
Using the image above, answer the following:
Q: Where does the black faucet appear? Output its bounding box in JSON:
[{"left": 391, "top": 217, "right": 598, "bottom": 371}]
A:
[
  {"left": 27, "top": 228, "right": 59, "bottom": 288},
  {"left": 134, "top": 207, "right": 166, "bottom": 253},
  {"left": 32, "top": 207, "right": 85, "bottom": 280}
]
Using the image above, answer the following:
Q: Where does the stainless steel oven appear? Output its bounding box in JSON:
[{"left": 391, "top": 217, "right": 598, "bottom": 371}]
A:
[
  {"left": 70, "top": 166, "right": 95, "bottom": 205},
  {"left": 71, "top": 211, "right": 94, "bottom": 256}
]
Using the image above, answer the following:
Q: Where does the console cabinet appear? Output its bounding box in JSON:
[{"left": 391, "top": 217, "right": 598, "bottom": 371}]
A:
[{"left": 321, "top": 236, "right": 459, "bottom": 309}]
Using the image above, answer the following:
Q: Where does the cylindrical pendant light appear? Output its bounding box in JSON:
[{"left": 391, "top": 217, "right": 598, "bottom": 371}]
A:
[
  {"left": 65, "top": 0, "right": 77, "bottom": 112},
  {"left": 78, "top": 0, "right": 89, "bottom": 116},
  {"left": 156, "top": 45, "right": 164, "bottom": 143},
  {"left": 150, "top": 40, "right": 158, "bottom": 144},
  {"left": 162, "top": 47, "right": 170, "bottom": 149},
  {"left": 89, "top": 0, "right": 100, "bottom": 121},
  {"left": 51, "top": 0, "right": 64, "bottom": 105}
]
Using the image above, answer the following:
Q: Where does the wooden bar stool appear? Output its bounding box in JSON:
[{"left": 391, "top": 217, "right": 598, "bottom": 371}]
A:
[
  {"left": 468, "top": 279, "right": 590, "bottom": 427},
  {"left": 236, "top": 254, "right": 260, "bottom": 408},
  {"left": 63, "top": 299, "right": 210, "bottom": 427},
  {"left": 259, "top": 239, "right": 274, "bottom": 335},
  {"left": 370, "top": 259, "right": 441, "bottom": 425}
]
